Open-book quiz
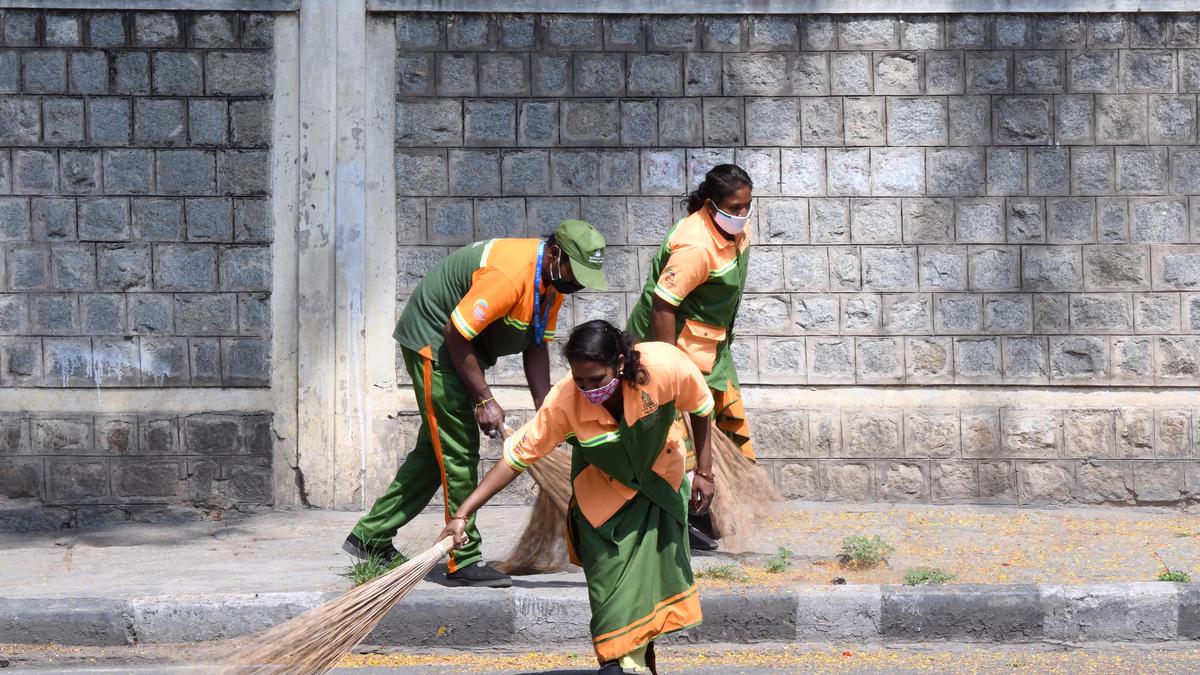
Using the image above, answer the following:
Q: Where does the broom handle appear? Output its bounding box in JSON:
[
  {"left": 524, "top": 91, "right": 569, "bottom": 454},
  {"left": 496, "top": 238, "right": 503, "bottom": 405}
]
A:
[{"left": 433, "top": 535, "right": 455, "bottom": 557}]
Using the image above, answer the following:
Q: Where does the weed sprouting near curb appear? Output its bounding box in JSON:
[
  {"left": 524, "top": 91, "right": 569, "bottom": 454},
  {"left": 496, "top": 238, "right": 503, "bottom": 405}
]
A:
[
  {"left": 1150, "top": 548, "right": 1191, "bottom": 584},
  {"left": 904, "top": 566, "right": 955, "bottom": 586},
  {"left": 764, "top": 547, "right": 794, "bottom": 574},
  {"left": 339, "top": 551, "right": 411, "bottom": 587},
  {"left": 840, "top": 535, "right": 893, "bottom": 569},
  {"left": 1158, "top": 570, "right": 1192, "bottom": 583}
]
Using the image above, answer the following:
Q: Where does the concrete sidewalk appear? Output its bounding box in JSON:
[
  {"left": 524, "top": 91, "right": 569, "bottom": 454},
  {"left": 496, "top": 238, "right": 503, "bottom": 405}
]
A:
[{"left": 3, "top": 502, "right": 1200, "bottom": 648}]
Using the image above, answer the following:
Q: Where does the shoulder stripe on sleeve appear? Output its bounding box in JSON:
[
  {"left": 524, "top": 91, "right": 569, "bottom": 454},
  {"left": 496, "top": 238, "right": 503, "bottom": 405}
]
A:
[
  {"left": 653, "top": 283, "right": 685, "bottom": 306},
  {"left": 690, "top": 396, "right": 715, "bottom": 417},
  {"left": 451, "top": 308, "right": 479, "bottom": 338},
  {"left": 503, "top": 445, "right": 529, "bottom": 472}
]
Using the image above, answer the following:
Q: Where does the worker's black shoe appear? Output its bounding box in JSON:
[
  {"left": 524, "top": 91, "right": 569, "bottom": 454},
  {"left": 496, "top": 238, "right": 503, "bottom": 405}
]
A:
[
  {"left": 445, "top": 561, "right": 512, "bottom": 588},
  {"left": 341, "top": 533, "right": 402, "bottom": 564},
  {"left": 597, "top": 662, "right": 623, "bottom": 674},
  {"left": 688, "top": 523, "right": 719, "bottom": 551}
]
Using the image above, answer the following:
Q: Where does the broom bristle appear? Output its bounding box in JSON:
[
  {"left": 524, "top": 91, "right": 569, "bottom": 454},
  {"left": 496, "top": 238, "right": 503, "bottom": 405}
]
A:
[
  {"left": 218, "top": 536, "right": 453, "bottom": 675},
  {"left": 707, "top": 431, "right": 782, "bottom": 552},
  {"left": 496, "top": 446, "right": 574, "bottom": 574},
  {"left": 527, "top": 446, "right": 572, "bottom": 511}
]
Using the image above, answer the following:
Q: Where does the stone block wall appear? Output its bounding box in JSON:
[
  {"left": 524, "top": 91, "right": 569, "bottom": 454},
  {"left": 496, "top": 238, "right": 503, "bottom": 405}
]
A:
[
  {"left": 391, "top": 12, "right": 1200, "bottom": 507},
  {"left": 0, "top": 9, "right": 274, "bottom": 388},
  {"left": 0, "top": 411, "right": 272, "bottom": 527},
  {"left": 0, "top": 9, "right": 276, "bottom": 521},
  {"left": 753, "top": 406, "right": 1200, "bottom": 505}
]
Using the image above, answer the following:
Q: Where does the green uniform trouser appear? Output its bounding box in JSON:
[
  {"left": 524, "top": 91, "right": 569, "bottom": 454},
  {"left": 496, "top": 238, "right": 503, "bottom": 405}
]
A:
[{"left": 351, "top": 347, "right": 482, "bottom": 572}]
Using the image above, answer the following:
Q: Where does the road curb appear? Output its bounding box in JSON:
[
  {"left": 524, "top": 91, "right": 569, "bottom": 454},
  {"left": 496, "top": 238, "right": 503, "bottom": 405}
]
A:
[
  {"left": 0, "top": 598, "right": 133, "bottom": 647},
  {"left": 4, "top": 584, "right": 1200, "bottom": 647}
]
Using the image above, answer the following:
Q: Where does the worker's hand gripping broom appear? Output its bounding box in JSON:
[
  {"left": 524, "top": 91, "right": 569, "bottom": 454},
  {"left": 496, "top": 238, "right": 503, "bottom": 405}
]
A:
[{"left": 219, "top": 536, "right": 454, "bottom": 675}]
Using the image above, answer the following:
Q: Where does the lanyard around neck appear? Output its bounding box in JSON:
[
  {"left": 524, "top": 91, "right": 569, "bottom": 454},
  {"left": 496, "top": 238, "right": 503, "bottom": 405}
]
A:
[{"left": 532, "top": 241, "right": 554, "bottom": 344}]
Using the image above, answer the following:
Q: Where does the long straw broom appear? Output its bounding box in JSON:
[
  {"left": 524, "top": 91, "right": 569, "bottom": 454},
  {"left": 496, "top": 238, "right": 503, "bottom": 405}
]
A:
[
  {"left": 706, "top": 430, "right": 783, "bottom": 550},
  {"left": 495, "top": 426, "right": 574, "bottom": 574},
  {"left": 218, "top": 536, "right": 454, "bottom": 675}
]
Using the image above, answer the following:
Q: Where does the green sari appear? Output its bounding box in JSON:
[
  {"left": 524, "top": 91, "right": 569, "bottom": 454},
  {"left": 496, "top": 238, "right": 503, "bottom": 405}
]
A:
[{"left": 565, "top": 404, "right": 702, "bottom": 663}]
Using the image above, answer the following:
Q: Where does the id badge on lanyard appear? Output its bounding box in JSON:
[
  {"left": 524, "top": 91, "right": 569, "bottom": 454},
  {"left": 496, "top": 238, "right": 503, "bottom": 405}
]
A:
[{"left": 532, "top": 242, "right": 554, "bottom": 344}]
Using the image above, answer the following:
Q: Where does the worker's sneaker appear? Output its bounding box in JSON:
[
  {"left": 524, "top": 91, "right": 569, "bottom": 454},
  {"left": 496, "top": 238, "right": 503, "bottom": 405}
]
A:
[
  {"left": 341, "top": 533, "right": 402, "bottom": 564},
  {"left": 688, "top": 523, "right": 719, "bottom": 551},
  {"left": 445, "top": 561, "right": 512, "bottom": 588}
]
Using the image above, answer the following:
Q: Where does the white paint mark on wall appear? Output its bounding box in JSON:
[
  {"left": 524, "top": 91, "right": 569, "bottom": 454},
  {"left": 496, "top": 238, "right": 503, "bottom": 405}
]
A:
[
  {"left": 53, "top": 344, "right": 91, "bottom": 389},
  {"left": 336, "top": 160, "right": 369, "bottom": 508},
  {"left": 142, "top": 353, "right": 175, "bottom": 388},
  {"left": 50, "top": 341, "right": 146, "bottom": 405}
]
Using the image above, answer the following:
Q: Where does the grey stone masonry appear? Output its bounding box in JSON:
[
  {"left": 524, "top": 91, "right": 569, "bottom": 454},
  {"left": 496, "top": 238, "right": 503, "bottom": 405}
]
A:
[
  {"left": 391, "top": 12, "right": 1200, "bottom": 509},
  {"left": 747, "top": 405, "right": 1200, "bottom": 506},
  {"left": 0, "top": 9, "right": 274, "bottom": 389},
  {"left": 395, "top": 13, "right": 1200, "bottom": 389},
  {"left": 0, "top": 411, "right": 274, "bottom": 514}
]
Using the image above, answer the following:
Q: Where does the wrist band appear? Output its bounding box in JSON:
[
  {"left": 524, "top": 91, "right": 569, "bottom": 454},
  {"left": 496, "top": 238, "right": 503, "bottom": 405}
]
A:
[
  {"left": 450, "top": 514, "right": 468, "bottom": 522},
  {"left": 475, "top": 397, "right": 494, "bottom": 408},
  {"left": 694, "top": 470, "right": 715, "bottom": 482}
]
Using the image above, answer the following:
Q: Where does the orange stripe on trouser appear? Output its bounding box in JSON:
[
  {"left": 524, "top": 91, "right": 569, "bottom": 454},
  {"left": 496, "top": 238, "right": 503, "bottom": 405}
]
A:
[
  {"left": 421, "top": 356, "right": 461, "bottom": 573},
  {"left": 350, "top": 346, "right": 483, "bottom": 572},
  {"left": 712, "top": 381, "right": 754, "bottom": 462}
]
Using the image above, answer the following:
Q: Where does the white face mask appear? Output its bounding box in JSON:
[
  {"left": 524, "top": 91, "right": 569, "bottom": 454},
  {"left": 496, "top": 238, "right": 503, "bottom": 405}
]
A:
[{"left": 710, "top": 201, "right": 752, "bottom": 235}]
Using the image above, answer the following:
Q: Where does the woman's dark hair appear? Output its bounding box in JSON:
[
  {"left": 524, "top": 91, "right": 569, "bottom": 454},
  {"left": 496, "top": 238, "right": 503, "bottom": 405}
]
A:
[
  {"left": 564, "top": 320, "right": 648, "bottom": 385},
  {"left": 685, "top": 163, "right": 753, "bottom": 214}
]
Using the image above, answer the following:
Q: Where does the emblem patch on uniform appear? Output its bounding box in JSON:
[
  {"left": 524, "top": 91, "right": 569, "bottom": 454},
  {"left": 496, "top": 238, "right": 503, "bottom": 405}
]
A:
[
  {"left": 588, "top": 249, "right": 604, "bottom": 265},
  {"left": 472, "top": 299, "right": 489, "bottom": 321},
  {"left": 640, "top": 391, "right": 657, "bottom": 416},
  {"left": 663, "top": 268, "right": 677, "bottom": 288}
]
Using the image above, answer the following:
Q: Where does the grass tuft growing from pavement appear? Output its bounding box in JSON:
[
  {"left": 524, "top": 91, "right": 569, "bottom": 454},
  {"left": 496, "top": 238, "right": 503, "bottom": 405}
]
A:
[
  {"left": 695, "top": 562, "right": 749, "bottom": 582},
  {"left": 840, "top": 535, "right": 893, "bottom": 569},
  {"left": 903, "top": 566, "right": 955, "bottom": 586},
  {"left": 339, "top": 551, "right": 410, "bottom": 587}
]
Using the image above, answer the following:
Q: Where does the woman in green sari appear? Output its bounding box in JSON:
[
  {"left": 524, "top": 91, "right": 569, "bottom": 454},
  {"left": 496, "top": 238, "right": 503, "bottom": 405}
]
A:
[{"left": 438, "top": 319, "right": 716, "bottom": 674}]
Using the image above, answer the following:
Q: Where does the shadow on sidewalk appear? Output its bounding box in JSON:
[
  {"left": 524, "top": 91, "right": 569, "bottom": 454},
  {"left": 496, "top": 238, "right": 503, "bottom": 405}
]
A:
[{"left": 421, "top": 562, "right": 586, "bottom": 589}]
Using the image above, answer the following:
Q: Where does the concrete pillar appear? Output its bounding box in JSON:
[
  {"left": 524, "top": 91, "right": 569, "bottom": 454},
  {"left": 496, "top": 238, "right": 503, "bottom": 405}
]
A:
[
  {"left": 269, "top": 12, "right": 301, "bottom": 508},
  {"left": 295, "top": 0, "right": 340, "bottom": 508},
  {"left": 290, "top": 0, "right": 397, "bottom": 509}
]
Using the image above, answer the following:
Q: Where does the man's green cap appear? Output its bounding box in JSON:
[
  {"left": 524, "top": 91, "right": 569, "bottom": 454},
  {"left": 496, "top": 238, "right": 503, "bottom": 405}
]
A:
[{"left": 555, "top": 219, "right": 607, "bottom": 291}]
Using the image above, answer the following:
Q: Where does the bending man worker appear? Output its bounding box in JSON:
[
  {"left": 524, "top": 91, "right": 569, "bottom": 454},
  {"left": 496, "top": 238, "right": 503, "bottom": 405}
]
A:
[{"left": 344, "top": 220, "right": 607, "bottom": 588}]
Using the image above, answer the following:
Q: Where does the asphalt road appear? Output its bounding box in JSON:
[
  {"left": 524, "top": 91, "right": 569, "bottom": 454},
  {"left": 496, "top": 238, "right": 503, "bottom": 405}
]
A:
[{"left": 7, "top": 643, "right": 1200, "bottom": 675}]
